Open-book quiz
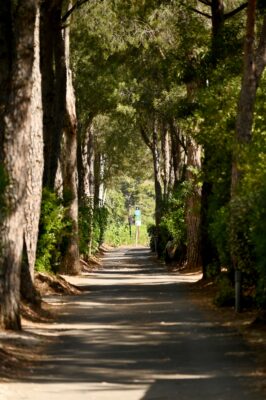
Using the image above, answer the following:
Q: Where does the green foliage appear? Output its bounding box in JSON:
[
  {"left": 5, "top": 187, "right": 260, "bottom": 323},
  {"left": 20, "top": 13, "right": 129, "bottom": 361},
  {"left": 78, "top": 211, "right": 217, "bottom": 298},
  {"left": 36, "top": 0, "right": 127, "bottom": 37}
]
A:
[
  {"left": 160, "top": 189, "right": 186, "bottom": 247},
  {"left": 78, "top": 197, "right": 94, "bottom": 257},
  {"left": 214, "top": 274, "right": 235, "bottom": 307},
  {"left": 69, "top": 0, "right": 266, "bottom": 313},
  {"left": 209, "top": 205, "right": 231, "bottom": 269},
  {"left": 94, "top": 205, "right": 109, "bottom": 246},
  {"left": 36, "top": 188, "right": 72, "bottom": 273},
  {"left": 105, "top": 223, "right": 149, "bottom": 247},
  {"left": 103, "top": 177, "right": 154, "bottom": 247},
  {"left": 148, "top": 185, "right": 187, "bottom": 258},
  {"left": 79, "top": 197, "right": 109, "bottom": 257}
]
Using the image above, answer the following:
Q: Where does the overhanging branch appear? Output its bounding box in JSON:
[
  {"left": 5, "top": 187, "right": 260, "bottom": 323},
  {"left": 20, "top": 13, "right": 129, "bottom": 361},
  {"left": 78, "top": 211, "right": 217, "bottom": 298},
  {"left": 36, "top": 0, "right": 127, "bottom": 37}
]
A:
[
  {"left": 255, "top": 15, "right": 266, "bottom": 82},
  {"left": 180, "top": 1, "right": 211, "bottom": 19},
  {"left": 61, "top": 0, "right": 89, "bottom": 23},
  {"left": 224, "top": 2, "right": 248, "bottom": 20},
  {"left": 197, "top": 0, "right": 211, "bottom": 6}
]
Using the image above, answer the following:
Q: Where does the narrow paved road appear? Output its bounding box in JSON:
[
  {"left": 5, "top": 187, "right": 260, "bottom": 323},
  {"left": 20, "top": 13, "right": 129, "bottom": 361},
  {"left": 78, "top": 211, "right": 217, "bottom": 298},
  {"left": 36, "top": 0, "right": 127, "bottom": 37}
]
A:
[{"left": 1, "top": 247, "right": 265, "bottom": 399}]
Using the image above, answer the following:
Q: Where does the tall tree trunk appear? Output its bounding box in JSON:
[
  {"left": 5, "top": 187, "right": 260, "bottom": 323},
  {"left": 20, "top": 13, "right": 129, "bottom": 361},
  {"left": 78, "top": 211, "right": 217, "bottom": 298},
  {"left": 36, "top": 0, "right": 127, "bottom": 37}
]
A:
[
  {"left": 140, "top": 118, "right": 163, "bottom": 228},
  {"left": 40, "top": 0, "right": 65, "bottom": 189},
  {"left": 0, "top": 0, "right": 38, "bottom": 330},
  {"left": 200, "top": 0, "right": 249, "bottom": 277},
  {"left": 231, "top": 2, "right": 266, "bottom": 266},
  {"left": 169, "top": 120, "right": 186, "bottom": 189},
  {"left": 21, "top": 7, "right": 44, "bottom": 303},
  {"left": 185, "top": 138, "right": 202, "bottom": 270},
  {"left": 211, "top": 0, "right": 224, "bottom": 62},
  {"left": 200, "top": 0, "right": 225, "bottom": 277},
  {"left": 185, "top": 83, "right": 202, "bottom": 270},
  {"left": 152, "top": 119, "right": 163, "bottom": 227},
  {"left": 78, "top": 117, "right": 95, "bottom": 201},
  {"left": 60, "top": 13, "right": 80, "bottom": 275},
  {"left": 161, "top": 125, "right": 171, "bottom": 201}
]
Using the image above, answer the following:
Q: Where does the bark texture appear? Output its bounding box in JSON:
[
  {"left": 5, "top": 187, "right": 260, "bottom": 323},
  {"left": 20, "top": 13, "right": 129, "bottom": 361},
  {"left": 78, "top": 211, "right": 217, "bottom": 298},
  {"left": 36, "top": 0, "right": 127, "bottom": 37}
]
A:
[
  {"left": 0, "top": 0, "right": 38, "bottom": 330},
  {"left": 161, "top": 126, "right": 171, "bottom": 201},
  {"left": 21, "top": 8, "right": 44, "bottom": 303},
  {"left": 140, "top": 118, "right": 163, "bottom": 228},
  {"left": 185, "top": 83, "right": 202, "bottom": 270},
  {"left": 60, "top": 17, "right": 80, "bottom": 275},
  {"left": 185, "top": 138, "right": 202, "bottom": 270},
  {"left": 78, "top": 117, "right": 95, "bottom": 201},
  {"left": 40, "top": 0, "right": 65, "bottom": 189}
]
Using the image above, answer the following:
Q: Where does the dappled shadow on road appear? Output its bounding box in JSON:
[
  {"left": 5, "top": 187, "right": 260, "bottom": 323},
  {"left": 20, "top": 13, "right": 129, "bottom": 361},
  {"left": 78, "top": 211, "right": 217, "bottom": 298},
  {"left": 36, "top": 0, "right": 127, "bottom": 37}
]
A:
[{"left": 11, "top": 247, "right": 265, "bottom": 399}]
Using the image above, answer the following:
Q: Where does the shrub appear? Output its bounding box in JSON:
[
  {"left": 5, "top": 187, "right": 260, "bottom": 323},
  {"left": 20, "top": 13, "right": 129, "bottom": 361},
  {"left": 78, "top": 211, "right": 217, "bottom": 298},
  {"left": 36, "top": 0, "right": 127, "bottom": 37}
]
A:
[
  {"left": 79, "top": 197, "right": 109, "bottom": 257},
  {"left": 214, "top": 274, "right": 235, "bottom": 307},
  {"left": 36, "top": 188, "right": 72, "bottom": 273}
]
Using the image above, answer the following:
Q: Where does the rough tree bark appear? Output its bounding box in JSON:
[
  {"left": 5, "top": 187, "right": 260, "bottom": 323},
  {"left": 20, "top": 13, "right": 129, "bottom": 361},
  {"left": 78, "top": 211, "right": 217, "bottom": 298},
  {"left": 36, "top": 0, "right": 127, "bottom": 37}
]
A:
[
  {"left": 0, "top": 0, "right": 39, "bottom": 330},
  {"left": 161, "top": 125, "right": 171, "bottom": 201},
  {"left": 185, "top": 83, "right": 202, "bottom": 270},
  {"left": 185, "top": 137, "right": 202, "bottom": 270},
  {"left": 60, "top": 13, "right": 80, "bottom": 275},
  {"left": 40, "top": 0, "right": 65, "bottom": 189},
  {"left": 21, "top": 8, "right": 44, "bottom": 304},
  {"left": 169, "top": 120, "right": 187, "bottom": 189},
  {"left": 78, "top": 117, "right": 95, "bottom": 201},
  {"left": 140, "top": 117, "right": 163, "bottom": 228}
]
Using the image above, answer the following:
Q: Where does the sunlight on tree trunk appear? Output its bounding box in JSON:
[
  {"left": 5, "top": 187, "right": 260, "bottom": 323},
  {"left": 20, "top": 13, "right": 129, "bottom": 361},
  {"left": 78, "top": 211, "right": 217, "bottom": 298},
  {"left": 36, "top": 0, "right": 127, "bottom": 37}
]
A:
[
  {"left": 0, "top": 0, "right": 39, "bottom": 330},
  {"left": 21, "top": 7, "right": 44, "bottom": 304},
  {"left": 60, "top": 11, "right": 80, "bottom": 275}
]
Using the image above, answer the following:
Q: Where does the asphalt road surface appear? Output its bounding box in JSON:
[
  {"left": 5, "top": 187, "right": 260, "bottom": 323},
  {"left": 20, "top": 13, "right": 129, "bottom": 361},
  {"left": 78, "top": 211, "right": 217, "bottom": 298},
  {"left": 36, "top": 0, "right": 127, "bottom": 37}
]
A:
[{"left": 0, "top": 247, "right": 265, "bottom": 399}]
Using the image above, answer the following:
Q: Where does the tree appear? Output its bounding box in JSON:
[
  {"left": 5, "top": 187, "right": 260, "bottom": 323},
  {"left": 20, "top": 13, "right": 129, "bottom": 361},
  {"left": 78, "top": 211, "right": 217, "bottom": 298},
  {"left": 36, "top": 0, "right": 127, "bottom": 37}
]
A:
[
  {"left": 21, "top": 7, "right": 44, "bottom": 304},
  {"left": 40, "top": 0, "right": 66, "bottom": 189},
  {"left": 60, "top": 13, "right": 80, "bottom": 274},
  {"left": 231, "top": 1, "right": 266, "bottom": 266},
  {"left": 0, "top": 0, "right": 39, "bottom": 330}
]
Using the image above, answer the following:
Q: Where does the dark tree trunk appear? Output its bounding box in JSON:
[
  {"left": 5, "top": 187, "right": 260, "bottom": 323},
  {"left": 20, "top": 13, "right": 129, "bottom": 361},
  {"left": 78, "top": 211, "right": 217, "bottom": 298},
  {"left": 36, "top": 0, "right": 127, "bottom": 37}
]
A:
[
  {"left": 152, "top": 119, "right": 163, "bottom": 227},
  {"left": 200, "top": 0, "right": 225, "bottom": 277},
  {"left": 140, "top": 118, "right": 163, "bottom": 228},
  {"left": 211, "top": 0, "right": 224, "bottom": 62},
  {"left": 169, "top": 120, "right": 187, "bottom": 189},
  {"left": 40, "top": 0, "right": 65, "bottom": 189},
  {"left": 231, "top": 2, "right": 266, "bottom": 267},
  {"left": 0, "top": 0, "right": 39, "bottom": 330}
]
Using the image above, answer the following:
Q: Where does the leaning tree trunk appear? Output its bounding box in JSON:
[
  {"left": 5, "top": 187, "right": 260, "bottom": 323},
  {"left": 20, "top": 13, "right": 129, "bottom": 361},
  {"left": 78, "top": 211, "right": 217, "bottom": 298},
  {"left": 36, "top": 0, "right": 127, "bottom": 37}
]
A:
[
  {"left": 0, "top": 0, "right": 38, "bottom": 330},
  {"left": 21, "top": 7, "right": 44, "bottom": 304},
  {"left": 60, "top": 17, "right": 80, "bottom": 275}
]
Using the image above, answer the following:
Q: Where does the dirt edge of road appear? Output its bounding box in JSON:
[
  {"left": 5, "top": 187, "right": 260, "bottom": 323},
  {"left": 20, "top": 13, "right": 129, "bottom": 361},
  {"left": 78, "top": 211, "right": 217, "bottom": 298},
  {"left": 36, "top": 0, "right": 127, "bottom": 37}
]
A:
[{"left": 185, "top": 275, "right": 266, "bottom": 396}]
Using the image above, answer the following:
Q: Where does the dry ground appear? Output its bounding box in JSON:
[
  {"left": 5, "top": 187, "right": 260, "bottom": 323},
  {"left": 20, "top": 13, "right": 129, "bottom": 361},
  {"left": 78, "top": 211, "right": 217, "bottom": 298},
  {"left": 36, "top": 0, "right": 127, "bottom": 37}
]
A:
[{"left": 186, "top": 275, "right": 266, "bottom": 394}]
